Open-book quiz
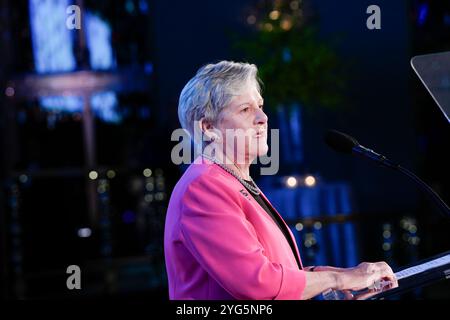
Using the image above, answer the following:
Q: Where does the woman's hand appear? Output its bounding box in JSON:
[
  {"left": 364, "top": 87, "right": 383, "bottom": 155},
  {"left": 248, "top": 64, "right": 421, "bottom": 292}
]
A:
[
  {"left": 336, "top": 261, "right": 398, "bottom": 296},
  {"left": 304, "top": 262, "right": 398, "bottom": 300}
]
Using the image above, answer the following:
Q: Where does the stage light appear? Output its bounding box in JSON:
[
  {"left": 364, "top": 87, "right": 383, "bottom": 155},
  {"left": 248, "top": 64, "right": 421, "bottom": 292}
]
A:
[
  {"left": 417, "top": 3, "right": 429, "bottom": 26},
  {"left": 145, "top": 182, "right": 154, "bottom": 192},
  {"left": 410, "top": 236, "right": 420, "bottom": 245},
  {"left": 97, "top": 184, "right": 107, "bottom": 194},
  {"left": 89, "top": 171, "right": 98, "bottom": 180},
  {"left": 139, "top": 0, "right": 149, "bottom": 14},
  {"left": 144, "top": 62, "right": 153, "bottom": 74},
  {"left": 91, "top": 92, "right": 121, "bottom": 124},
  {"left": 29, "top": 0, "right": 76, "bottom": 73},
  {"left": 286, "top": 176, "right": 297, "bottom": 188},
  {"left": 282, "top": 48, "right": 292, "bottom": 62},
  {"left": 29, "top": 1, "right": 121, "bottom": 124},
  {"left": 144, "top": 194, "right": 153, "bottom": 202},
  {"left": 313, "top": 221, "right": 322, "bottom": 230},
  {"left": 400, "top": 218, "right": 417, "bottom": 233},
  {"left": 247, "top": 15, "right": 256, "bottom": 25},
  {"left": 85, "top": 12, "right": 116, "bottom": 70},
  {"left": 143, "top": 168, "right": 152, "bottom": 177},
  {"left": 269, "top": 10, "right": 280, "bottom": 20},
  {"left": 125, "top": 0, "right": 135, "bottom": 14},
  {"left": 382, "top": 243, "right": 391, "bottom": 251},
  {"left": 295, "top": 222, "right": 303, "bottom": 231},
  {"left": 78, "top": 228, "right": 92, "bottom": 238},
  {"left": 280, "top": 19, "right": 293, "bottom": 31},
  {"left": 383, "top": 230, "right": 391, "bottom": 239},
  {"left": 19, "top": 174, "right": 28, "bottom": 184},
  {"left": 155, "top": 192, "right": 165, "bottom": 201},
  {"left": 304, "top": 175, "right": 316, "bottom": 187},
  {"left": 106, "top": 170, "right": 116, "bottom": 179},
  {"left": 5, "top": 87, "right": 15, "bottom": 97}
]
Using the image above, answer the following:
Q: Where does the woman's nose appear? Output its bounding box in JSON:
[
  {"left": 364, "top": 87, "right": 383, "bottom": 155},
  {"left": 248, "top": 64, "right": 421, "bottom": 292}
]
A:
[{"left": 255, "top": 108, "right": 268, "bottom": 125}]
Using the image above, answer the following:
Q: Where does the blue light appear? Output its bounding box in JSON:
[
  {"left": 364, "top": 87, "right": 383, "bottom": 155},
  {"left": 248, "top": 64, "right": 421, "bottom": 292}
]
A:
[
  {"left": 85, "top": 12, "right": 116, "bottom": 70},
  {"left": 91, "top": 91, "right": 122, "bottom": 123},
  {"left": 144, "top": 62, "right": 154, "bottom": 74},
  {"left": 282, "top": 47, "right": 292, "bottom": 63},
  {"left": 39, "top": 93, "right": 122, "bottom": 124},
  {"left": 417, "top": 3, "right": 429, "bottom": 26},
  {"left": 338, "top": 184, "right": 358, "bottom": 267},
  {"left": 324, "top": 186, "right": 343, "bottom": 267},
  {"left": 139, "top": 0, "right": 149, "bottom": 13},
  {"left": 40, "top": 96, "right": 84, "bottom": 113},
  {"left": 29, "top": 1, "right": 121, "bottom": 124},
  {"left": 29, "top": 0, "right": 76, "bottom": 73},
  {"left": 125, "top": 0, "right": 135, "bottom": 14},
  {"left": 289, "top": 104, "right": 303, "bottom": 164}
]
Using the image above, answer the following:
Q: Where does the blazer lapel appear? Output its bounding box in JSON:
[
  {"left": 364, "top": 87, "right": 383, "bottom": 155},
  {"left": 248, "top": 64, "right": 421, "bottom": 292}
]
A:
[
  {"left": 258, "top": 190, "right": 303, "bottom": 269},
  {"left": 205, "top": 161, "right": 304, "bottom": 269}
]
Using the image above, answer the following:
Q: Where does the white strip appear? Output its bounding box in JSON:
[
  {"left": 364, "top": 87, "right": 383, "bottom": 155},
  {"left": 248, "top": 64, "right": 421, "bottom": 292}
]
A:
[{"left": 395, "top": 254, "right": 450, "bottom": 280}]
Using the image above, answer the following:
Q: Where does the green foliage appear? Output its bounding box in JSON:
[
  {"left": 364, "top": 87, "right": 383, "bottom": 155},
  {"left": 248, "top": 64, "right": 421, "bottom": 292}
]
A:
[{"left": 232, "top": 1, "right": 346, "bottom": 111}]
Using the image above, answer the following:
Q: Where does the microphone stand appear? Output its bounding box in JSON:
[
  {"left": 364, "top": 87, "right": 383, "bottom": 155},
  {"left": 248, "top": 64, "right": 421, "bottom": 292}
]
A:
[
  {"left": 353, "top": 145, "right": 450, "bottom": 219},
  {"left": 397, "top": 165, "right": 450, "bottom": 219}
]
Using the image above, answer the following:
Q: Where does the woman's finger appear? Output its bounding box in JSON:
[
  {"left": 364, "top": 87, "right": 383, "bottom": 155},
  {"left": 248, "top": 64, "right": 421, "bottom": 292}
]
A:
[
  {"left": 342, "top": 290, "right": 354, "bottom": 300},
  {"left": 354, "top": 289, "right": 380, "bottom": 300}
]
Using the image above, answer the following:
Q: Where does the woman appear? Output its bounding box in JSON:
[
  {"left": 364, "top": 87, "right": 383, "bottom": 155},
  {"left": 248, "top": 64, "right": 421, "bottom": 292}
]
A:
[{"left": 164, "top": 61, "right": 398, "bottom": 300}]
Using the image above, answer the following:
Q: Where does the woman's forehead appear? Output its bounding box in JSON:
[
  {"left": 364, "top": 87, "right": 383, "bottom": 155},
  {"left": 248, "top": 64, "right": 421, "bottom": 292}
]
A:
[{"left": 230, "top": 86, "right": 263, "bottom": 107}]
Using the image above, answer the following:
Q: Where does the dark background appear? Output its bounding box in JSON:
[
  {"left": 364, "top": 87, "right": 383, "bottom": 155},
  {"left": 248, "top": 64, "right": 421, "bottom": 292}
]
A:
[{"left": 0, "top": 0, "right": 449, "bottom": 300}]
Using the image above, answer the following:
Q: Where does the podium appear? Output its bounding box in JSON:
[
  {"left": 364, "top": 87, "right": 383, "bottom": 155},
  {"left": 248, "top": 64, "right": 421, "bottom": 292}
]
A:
[
  {"left": 411, "top": 52, "right": 450, "bottom": 123},
  {"left": 371, "top": 52, "right": 450, "bottom": 299},
  {"left": 370, "top": 251, "right": 450, "bottom": 300}
]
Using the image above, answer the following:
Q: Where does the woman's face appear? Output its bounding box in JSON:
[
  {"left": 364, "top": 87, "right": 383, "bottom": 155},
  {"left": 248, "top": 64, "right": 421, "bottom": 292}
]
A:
[{"left": 214, "top": 81, "right": 268, "bottom": 164}]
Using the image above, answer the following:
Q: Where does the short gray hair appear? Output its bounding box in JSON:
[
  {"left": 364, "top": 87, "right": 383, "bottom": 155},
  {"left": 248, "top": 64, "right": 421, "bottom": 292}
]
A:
[{"left": 178, "top": 61, "right": 261, "bottom": 142}]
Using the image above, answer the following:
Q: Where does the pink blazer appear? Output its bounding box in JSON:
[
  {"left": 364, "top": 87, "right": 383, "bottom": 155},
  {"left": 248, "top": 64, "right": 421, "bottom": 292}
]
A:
[{"left": 164, "top": 157, "right": 306, "bottom": 300}]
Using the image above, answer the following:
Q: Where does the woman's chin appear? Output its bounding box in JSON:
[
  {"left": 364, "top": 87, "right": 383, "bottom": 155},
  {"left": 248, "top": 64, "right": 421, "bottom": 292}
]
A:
[{"left": 254, "top": 143, "right": 269, "bottom": 157}]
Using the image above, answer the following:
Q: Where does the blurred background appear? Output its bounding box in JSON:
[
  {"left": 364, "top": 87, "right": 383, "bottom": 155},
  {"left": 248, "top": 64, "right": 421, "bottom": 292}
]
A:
[{"left": 0, "top": 0, "right": 449, "bottom": 300}]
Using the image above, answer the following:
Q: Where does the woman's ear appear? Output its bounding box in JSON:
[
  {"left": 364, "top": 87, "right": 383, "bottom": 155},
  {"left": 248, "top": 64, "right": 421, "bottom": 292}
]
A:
[
  {"left": 199, "top": 118, "right": 220, "bottom": 142},
  {"left": 199, "top": 117, "right": 213, "bottom": 133}
]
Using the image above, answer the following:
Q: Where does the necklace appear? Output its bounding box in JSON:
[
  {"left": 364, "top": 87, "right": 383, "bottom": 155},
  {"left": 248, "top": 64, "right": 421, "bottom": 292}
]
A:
[{"left": 201, "top": 153, "right": 261, "bottom": 195}]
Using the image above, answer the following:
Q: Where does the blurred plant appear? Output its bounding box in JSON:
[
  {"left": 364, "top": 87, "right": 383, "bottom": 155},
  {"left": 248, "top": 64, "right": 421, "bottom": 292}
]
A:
[{"left": 232, "top": 0, "right": 346, "bottom": 111}]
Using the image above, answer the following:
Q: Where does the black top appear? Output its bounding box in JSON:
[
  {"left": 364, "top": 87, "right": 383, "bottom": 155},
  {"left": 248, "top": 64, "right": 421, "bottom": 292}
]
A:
[{"left": 243, "top": 180, "right": 302, "bottom": 270}]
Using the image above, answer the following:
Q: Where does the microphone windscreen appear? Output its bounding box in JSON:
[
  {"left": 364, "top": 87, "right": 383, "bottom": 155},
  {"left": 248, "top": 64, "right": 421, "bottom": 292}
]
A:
[{"left": 324, "top": 129, "right": 359, "bottom": 154}]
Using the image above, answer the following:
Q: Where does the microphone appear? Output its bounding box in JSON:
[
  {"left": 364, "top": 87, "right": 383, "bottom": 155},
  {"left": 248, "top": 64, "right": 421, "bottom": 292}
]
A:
[
  {"left": 324, "top": 129, "right": 399, "bottom": 169},
  {"left": 324, "top": 129, "right": 450, "bottom": 219}
]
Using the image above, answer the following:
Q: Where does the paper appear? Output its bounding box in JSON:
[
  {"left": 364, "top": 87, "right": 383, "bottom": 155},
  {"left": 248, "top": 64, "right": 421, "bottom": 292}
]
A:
[{"left": 395, "top": 254, "right": 450, "bottom": 280}]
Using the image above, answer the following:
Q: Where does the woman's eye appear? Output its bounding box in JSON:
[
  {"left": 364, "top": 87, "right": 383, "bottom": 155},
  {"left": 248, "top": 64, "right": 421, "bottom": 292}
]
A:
[{"left": 241, "top": 107, "right": 249, "bottom": 113}]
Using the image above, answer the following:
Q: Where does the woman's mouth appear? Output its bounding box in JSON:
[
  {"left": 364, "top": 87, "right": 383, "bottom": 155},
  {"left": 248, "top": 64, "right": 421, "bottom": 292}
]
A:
[{"left": 255, "top": 130, "right": 267, "bottom": 138}]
